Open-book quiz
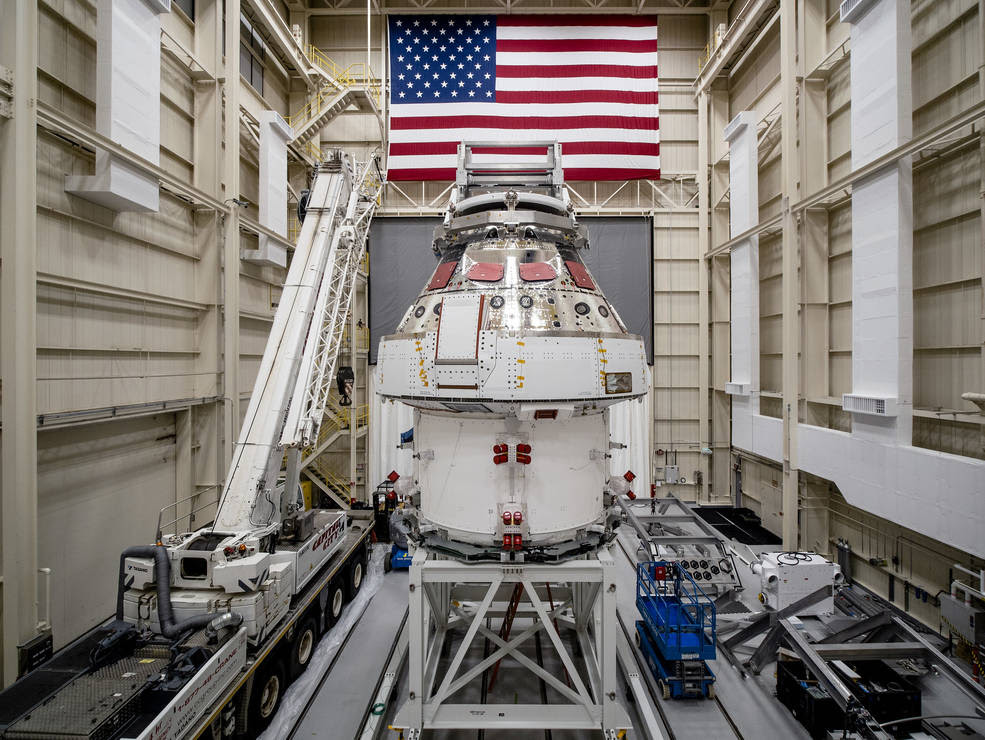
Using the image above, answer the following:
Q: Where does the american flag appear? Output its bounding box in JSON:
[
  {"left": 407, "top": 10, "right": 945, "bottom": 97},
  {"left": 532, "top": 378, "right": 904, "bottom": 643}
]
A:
[{"left": 386, "top": 15, "right": 659, "bottom": 181}]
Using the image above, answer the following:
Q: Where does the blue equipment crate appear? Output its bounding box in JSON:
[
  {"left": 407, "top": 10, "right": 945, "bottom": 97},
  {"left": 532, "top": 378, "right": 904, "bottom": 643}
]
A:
[{"left": 389, "top": 545, "right": 412, "bottom": 570}]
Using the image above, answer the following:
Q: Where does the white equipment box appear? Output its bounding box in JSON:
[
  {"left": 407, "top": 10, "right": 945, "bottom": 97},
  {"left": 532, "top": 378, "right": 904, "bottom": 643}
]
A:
[{"left": 752, "top": 552, "right": 843, "bottom": 615}]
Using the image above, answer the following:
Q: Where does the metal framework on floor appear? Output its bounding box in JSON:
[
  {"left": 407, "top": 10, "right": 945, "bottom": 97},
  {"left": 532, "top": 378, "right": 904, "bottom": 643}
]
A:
[{"left": 391, "top": 546, "right": 630, "bottom": 737}]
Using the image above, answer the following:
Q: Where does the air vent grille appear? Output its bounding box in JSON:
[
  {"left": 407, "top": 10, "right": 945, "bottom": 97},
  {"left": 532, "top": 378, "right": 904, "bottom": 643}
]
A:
[
  {"left": 842, "top": 394, "right": 897, "bottom": 417},
  {"left": 840, "top": 0, "right": 877, "bottom": 23}
]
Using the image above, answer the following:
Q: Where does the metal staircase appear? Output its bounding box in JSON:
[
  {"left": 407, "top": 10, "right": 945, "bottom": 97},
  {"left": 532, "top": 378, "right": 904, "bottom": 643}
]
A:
[
  {"left": 300, "top": 397, "right": 369, "bottom": 509},
  {"left": 289, "top": 46, "right": 382, "bottom": 145}
]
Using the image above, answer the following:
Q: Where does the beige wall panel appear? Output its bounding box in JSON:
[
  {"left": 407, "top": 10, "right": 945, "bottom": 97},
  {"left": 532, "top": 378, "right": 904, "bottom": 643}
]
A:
[
  {"left": 161, "top": 150, "right": 193, "bottom": 182},
  {"left": 37, "top": 285, "right": 199, "bottom": 355},
  {"left": 162, "top": 6, "right": 195, "bottom": 48},
  {"left": 913, "top": 349, "right": 981, "bottom": 410},
  {"left": 913, "top": 416, "right": 985, "bottom": 460},
  {"left": 658, "top": 14, "right": 706, "bottom": 46},
  {"left": 652, "top": 356, "right": 700, "bottom": 387},
  {"left": 912, "top": 4, "right": 982, "bottom": 133},
  {"left": 729, "top": 27, "right": 780, "bottom": 117},
  {"left": 914, "top": 149, "right": 982, "bottom": 230},
  {"left": 38, "top": 414, "right": 178, "bottom": 649},
  {"left": 654, "top": 420, "right": 700, "bottom": 444},
  {"left": 828, "top": 302, "right": 853, "bottom": 354},
  {"left": 654, "top": 259, "right": 699, "bottom": 292},
  {"left": 654, "top": 226, "right": 699, "bottom": 260},
  {"left": 914, "top": 216, "right": 982, "bottom": 289},
  {"left": 654, "top": 388, "right": 699, "bottom": 420},
  {"left": 914, "top": 282, "right": 981, "bottom": 350},
  {"left": 828, "top": 251, "right": 852, "bottom": 304},
  {"left": 239, "top": 270, "right": 279, "bottom": 317},
  {"left": 828, "top": 203, "right": 852, "bottom": 256},
  {"left": 162, "top": 57, "right": 194, "bottom": 116},
  {"left": 239, "top": 315, "right": 273, "bottom": 359},
  {"left": 829, "top": 352, "right": 853, "bottom": 398},
  {"left": 654, "top": 291, "right": 699, "bottom": 324},
  {"left": 36, "top": 213, "right": 198, "bottom": 302},
  {"left": 654, "top": 324, "right": 699, "bottom": 356},
  {"left": 758, "top": 155, "right": 782, "bottom": 221},
  {"left": 38, "top": 4, "right": 95, "bottom": 105},
  {"left": 659, "top": 89, "right": 698, "bottom": 114},
  {"left": 659, "top": 49, "right": 704, "bottom": 80},
  {"left": 660, "top": 142, "right": 699, "bottom": 175},
  {"left": 320, "top": 113, "right": 383, "bottom": 143}
]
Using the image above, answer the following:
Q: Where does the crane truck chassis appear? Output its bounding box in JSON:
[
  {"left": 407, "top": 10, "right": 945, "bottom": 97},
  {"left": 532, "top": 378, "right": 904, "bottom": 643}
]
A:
[
  {"left": 0, "top": 151, "right": 384, "bottom": 740},
  {"left": 0, "top": 517, "right": 371, "bottom": 740}
]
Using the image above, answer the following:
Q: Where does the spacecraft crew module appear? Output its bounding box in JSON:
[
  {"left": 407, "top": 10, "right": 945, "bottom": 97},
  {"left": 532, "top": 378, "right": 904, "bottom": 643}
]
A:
[{"left": 377, "top": 143, "right": 649, "bottom": 561}]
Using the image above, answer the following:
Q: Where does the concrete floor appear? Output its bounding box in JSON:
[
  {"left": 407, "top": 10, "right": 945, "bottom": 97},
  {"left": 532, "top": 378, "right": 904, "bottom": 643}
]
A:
[{"left": 284, "top": 534, "right": 985, "bottom": 740}]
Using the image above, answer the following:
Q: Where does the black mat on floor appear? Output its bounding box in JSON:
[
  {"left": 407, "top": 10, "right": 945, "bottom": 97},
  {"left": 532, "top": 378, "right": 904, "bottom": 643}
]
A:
[{"left": 695, "top": 507, "right": 782, "bottom": 546}]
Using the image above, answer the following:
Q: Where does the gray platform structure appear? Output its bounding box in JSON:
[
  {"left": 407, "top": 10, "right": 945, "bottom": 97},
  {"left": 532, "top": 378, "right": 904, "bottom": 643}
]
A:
[{"left": 392, "top": 548, "right": 629, "bottom": 737}]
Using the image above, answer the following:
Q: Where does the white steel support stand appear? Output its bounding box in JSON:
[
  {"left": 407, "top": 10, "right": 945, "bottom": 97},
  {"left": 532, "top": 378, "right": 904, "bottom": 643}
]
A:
[
  {"left": 394, "top": 547, "right": 629, "bottom": 736},
  {"left": 0, "top": 0, "right": 39, "bottom": 688}
]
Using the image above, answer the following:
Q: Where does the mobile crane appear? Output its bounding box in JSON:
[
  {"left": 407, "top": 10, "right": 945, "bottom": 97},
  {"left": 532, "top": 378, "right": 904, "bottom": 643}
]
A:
[{"left": 0, "top": 151, "right": 383, "bottom": 740}]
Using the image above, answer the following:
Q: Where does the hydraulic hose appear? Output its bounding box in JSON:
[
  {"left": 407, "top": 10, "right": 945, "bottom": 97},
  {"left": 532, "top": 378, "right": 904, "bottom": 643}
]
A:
[{"left": 117, "top": 545, "right": 221, "bottom": 638}]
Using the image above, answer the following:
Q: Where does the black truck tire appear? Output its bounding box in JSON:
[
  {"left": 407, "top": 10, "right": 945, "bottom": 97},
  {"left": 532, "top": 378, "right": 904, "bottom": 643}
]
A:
[
  {"left": 247, "top": 656, "right": 286, "bottom": 734},
  {"left": 324, "top": 578, "right": 346, "bottom": 630},
  {"left": 288, "top": 615, "right": 319, "bottom": 680},
  {"left": 346, "top": 545, "right": 368, "bottom": 599}
]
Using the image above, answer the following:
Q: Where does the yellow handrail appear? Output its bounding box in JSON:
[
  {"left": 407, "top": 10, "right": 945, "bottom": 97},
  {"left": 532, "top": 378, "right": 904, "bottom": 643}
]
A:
[
  {"left": 287, "top": 45, "right": 383, "bottom": 131},
  {"left": 342, "top": 325, "right": 370, "bottom": 352}
]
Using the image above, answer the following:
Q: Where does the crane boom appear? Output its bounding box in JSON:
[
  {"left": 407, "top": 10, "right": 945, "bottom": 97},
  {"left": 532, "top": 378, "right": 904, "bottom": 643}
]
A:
[{"left": 214, "top": 152, "right": 382, "bottom": 533}]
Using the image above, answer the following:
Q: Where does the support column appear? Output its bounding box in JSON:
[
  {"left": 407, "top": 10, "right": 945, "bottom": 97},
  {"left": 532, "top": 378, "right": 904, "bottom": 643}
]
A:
[
  {"left": 175, "top": 409, "right": 192, "bottom": 530},
  {"left": 844, "top": 0, "right": 913, "bottom": 446},
  {"left": 697, "top": 91, "right": 711, "bottom": 503},
  {"left": 780, "top": 0, "right": 800, "bottom": 550},
  {"left": 222, "top": 0, "right": 241, "bottom": 465},
  {"left": 724, "top": 110, "right": 760, "bottom": 454},
  {"left": 0, "top": 0, "right": 39, "bottom": 687}
]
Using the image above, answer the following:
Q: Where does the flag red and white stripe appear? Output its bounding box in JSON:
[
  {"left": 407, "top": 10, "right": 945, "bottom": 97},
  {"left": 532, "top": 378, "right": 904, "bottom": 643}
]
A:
[{"left": 386, "top": 15, "right": 659, "bottom": 181}]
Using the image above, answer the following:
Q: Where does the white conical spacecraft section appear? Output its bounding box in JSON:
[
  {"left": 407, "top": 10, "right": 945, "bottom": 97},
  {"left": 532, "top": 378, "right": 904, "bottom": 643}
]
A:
[{"left": 377, "top": 143, "right": 649, "bottom": 560}]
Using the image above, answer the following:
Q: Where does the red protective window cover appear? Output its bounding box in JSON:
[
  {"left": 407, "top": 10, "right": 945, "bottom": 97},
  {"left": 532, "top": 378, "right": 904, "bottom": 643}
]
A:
[
  {"left": 427, "top": 261, "right": 457, "bottom": 290},
  {"left": 467, "top": 262, "right": 505, "bottom": 282},
  {"left": 518, "top": 262, "right": 557, "bottom": 282},
  {"left": 565, "top": 260, "right": 595, "bottom": 290}
]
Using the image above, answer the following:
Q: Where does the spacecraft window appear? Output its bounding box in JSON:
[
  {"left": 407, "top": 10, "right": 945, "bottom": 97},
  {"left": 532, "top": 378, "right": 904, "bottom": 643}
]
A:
[
  {"left": 414, "top": 305, "right": 426, "bottom": 318},
  {"left": 565, "top": 261, "right": 595, "bottom": 290},
  {"left": 518, "top": 262, "right": 557, "bottom": 282},
  {"left": 574, "top": 302, "right": 590, "bottom": 316},
  {"left": 440, "top": 246, "right": 465, "bottom": 263},
  {"left": 519, "top": 295, "right": 534, "bottom": 309},
  {"left": 489, "top": 295, "right": 505, "bottom": 309},
  {"left": 598, "top": 305, "right": 610, "bottom": 318},
  {"left": 428, "top": 261, "right": 457, "bottom": 290},
  {"left": 558, "top": 246, "right": 582, "bottom": 263},
  {"left": 467, "top": 262, "right": 505, "bottom": 282},
  {"left": 433, "top": 303, "right": 442, "bottom": 316}
]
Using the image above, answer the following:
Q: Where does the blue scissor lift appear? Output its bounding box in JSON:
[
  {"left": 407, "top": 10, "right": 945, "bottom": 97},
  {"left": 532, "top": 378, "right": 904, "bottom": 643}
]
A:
[{"left": 635, "top": 561, "right": 717, "bottom": 700}]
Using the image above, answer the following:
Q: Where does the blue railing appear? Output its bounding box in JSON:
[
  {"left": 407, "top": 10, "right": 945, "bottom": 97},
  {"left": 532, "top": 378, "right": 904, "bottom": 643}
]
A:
[{"left": 636, "top": 561, "right": 716, "bottom": 661}]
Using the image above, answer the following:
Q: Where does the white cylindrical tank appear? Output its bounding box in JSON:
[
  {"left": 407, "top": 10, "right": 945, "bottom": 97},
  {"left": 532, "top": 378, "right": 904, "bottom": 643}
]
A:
[{"left": 415, "top": 409, "right": 609, "bottom": 547}]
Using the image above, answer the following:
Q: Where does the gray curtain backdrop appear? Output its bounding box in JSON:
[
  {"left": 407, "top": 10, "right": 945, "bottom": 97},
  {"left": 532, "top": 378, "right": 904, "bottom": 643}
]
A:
[{"left": 369, "top": 216, "right": 653, "bottom": 364}]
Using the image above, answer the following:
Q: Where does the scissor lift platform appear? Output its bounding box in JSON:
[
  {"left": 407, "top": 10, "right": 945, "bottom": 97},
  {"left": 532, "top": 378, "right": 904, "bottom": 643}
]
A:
[{"left": 635, "top": 561, "right": 717, "bottom": 700}]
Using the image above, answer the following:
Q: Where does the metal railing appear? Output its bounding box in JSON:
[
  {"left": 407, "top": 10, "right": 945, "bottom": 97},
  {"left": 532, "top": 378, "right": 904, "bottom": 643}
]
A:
[
  {"left": 156, "top": 486, "right": 220, "bottom": 542},
  {"left": 287, "top": 46, "right": 382, "bottom": 132},
  {"left": 342, "top": 324, "right": 370, "bottom": 352}
]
